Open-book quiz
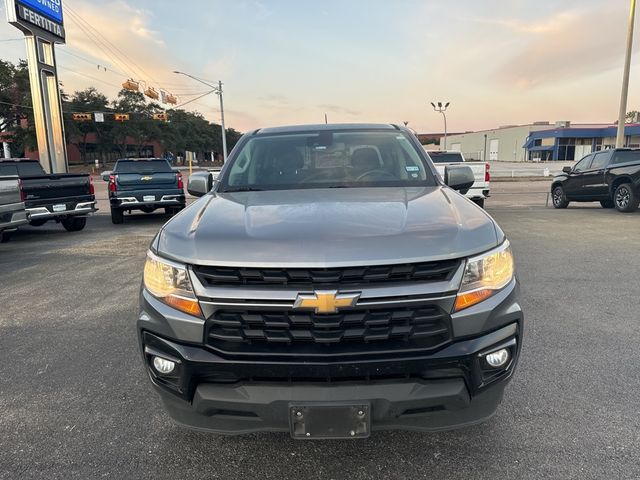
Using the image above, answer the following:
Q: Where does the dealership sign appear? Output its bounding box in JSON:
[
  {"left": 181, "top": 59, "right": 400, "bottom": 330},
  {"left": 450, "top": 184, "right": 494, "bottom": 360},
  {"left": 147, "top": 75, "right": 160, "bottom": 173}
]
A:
[{"left": 6, "top": 0, "right": 65, "bottom": 40}]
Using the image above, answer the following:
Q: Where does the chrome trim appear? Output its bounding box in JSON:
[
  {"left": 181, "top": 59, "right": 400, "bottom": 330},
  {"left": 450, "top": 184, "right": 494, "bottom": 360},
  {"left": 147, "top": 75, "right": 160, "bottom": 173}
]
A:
[
  {"left": 117, "top": 195, "right": 183, "bottom": 206},
  {"left": 27, "top": 201, "right": 97, "bottom": 219}
]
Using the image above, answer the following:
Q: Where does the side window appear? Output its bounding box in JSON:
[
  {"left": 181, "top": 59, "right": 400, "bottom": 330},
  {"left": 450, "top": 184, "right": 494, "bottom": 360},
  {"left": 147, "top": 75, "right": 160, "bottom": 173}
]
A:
[
  {"left": 573, "top": 155, "right": 593, "bottom": 172},
  {"left": 590, "top": 152, "right": 610, "bottom": 170}
]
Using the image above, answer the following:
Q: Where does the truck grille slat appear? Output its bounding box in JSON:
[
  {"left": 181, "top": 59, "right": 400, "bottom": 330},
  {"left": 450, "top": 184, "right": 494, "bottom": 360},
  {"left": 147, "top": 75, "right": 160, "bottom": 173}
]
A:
[
  {"left": 205, "top": 306, "right": 452, "bottom": 357},
  {"left": 193, "top": 259, "right": 460, "bottom": 287}
]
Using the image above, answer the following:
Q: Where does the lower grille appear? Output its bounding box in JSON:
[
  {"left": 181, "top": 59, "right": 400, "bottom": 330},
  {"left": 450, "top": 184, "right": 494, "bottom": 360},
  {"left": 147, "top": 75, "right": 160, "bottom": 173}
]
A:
[{"left": 205, "top": 305, "right": 452, "bottom": 357}]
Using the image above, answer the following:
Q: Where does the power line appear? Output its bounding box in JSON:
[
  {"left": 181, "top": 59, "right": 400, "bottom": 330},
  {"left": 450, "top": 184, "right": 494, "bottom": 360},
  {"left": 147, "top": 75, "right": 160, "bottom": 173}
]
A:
[
  {"left": 57, "top": 49, "right": 127, "bottom": 77},
  {"left": 0, "top": 38, "right": 22, "bottom": 42},
  {"left": 64, "top": 2, "right": 170, "bottom": 93},
  {"left": 58, "top": 65, "right": 123, "bottom": 90}
]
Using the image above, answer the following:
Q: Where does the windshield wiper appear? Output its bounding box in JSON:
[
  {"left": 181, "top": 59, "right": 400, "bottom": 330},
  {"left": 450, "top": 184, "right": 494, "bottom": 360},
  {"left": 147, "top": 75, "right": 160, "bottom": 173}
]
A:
[{"left": 223, "top": 186, "right": 264, "bottom": 192}]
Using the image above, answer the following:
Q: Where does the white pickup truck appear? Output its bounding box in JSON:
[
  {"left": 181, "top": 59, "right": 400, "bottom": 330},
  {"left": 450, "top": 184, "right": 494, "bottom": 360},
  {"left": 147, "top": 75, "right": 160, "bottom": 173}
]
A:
[{"left": 427, "top": 151, "right": 490, "bottom": 207}]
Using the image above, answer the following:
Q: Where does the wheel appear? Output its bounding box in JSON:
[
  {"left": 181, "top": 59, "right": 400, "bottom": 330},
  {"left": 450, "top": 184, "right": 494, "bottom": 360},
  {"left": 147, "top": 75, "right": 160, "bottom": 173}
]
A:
[
  {"left": 613, "top": 183, "right": 639, "bottom": 213},
  {"left": 29, "top": 219, "right": 47, "bottom": 227},
  {"left": 0, "top": 230, "right": 11, "bottom": 243},
  {"left": 61, "top": 217, "right": 87, "bottom": 232},
  {"left": 111, "top": 208, "right": 124, "bottom": 224},
  {"left": 472, "top": 198, "right": 485, "bottom": 208},
  {"left": 600, "top": 199, "right": 614, "bottom": 208},
  {"left": 552, "top": 186, "right": 569, "bottom": 209}
]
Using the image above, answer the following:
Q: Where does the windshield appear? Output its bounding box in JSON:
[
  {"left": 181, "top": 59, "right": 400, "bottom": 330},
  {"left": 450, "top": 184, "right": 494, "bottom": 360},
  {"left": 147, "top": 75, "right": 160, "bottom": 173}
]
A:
[
  {"left": 428, "top": 152, "right": 464, "bottom": 163},
  {"left": 220, "top": 130, "right": 436, "bottom": 192},
  {"left": 115, "top": 160, "right": 172, "bottom": 174}
]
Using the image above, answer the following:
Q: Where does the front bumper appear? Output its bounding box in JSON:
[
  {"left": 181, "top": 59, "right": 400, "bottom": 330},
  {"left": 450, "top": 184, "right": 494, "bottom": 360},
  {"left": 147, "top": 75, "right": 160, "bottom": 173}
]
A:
[
  {"left": 27, "top": 201, "right": 97, "bottom": 221},
  {"left": 138, "top": 275, "right": 522, "bottom": 435}
]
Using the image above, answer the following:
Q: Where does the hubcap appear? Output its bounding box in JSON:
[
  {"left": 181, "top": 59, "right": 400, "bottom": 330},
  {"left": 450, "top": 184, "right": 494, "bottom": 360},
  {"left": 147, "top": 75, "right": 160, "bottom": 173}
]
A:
[
  {"left": 553, "top": 188, "right": 563, "bottom": 205},
  {"left": 616, "top": 187, "right": 630, "bottom": 208}
]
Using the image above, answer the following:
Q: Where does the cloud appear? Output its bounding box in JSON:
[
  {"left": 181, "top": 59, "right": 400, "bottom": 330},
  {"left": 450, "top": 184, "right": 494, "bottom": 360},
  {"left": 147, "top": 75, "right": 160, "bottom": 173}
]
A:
[
  {"left": 318, "top": 104, "right": 361, "bottom": 117},
  {"left": 490, "top": 4, "right": 628, "bottom": 88}
]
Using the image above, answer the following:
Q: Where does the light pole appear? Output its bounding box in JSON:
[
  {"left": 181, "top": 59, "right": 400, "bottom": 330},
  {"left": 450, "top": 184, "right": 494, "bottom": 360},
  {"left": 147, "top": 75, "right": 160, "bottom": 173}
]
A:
[
  {"left": 430, "top": 101, "right": 449, "bottom": 150},
  {"left": 616, "top": 0, "right": 636, "bottom": 148},
  {"left": 173, "top": 71, "right": 228, "bottom": 161}
]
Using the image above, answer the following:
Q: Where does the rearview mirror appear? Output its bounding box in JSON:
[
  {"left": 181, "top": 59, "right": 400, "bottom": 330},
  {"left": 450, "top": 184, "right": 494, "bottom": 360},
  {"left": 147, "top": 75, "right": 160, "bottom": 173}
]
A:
[
  {"left": 444, "top": 165, "right": 475, "bottom": 194},
  {"left": 101, "top": 171, "right": 112, "bottom": 181},
  {"left": 187, "top": 171, "right": 213, "bottom": 197},
  {"left": 562, "top": 166, "right": 572, "bottom": 174}
]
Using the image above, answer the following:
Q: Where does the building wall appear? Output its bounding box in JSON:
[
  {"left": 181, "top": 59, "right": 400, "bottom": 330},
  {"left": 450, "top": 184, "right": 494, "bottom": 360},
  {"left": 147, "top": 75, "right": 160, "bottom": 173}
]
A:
[{"left": 444, "top": 125, "right": 550, "bottom": 162}]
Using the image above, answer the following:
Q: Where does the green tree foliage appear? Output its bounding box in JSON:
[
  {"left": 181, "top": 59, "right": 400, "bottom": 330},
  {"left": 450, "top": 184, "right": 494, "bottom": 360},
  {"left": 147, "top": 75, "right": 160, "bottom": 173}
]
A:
[
  {"left": 1, "top": 58, "right": 242, "bottom": 162},
  {"left": 0, "top": 59, "right": 35, "bottom": 156}
]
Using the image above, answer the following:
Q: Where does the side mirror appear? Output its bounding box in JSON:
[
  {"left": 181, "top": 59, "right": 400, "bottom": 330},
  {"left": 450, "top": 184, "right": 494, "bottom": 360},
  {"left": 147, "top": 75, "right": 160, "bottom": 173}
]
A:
[
  {"left": 444, "top": 165, "right": 475, "bottom": 194},
  {"left": 562, "top": 166, "right": 572, "bottom": 174},
  {"left": 187, "top": 171, "right": 213, "bottom": 197},
  {"left": 101, "top": 171, "right": 112, "bottom": 181}
]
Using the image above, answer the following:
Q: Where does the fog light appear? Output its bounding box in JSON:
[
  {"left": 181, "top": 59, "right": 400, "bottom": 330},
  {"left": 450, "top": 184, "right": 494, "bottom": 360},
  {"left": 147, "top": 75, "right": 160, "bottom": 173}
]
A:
[
  {"left": 152, "top": 356, "right": 176, "bottom": 374},
  {"left": 485, "top": 348, "right": 510, "bottom": 368}
]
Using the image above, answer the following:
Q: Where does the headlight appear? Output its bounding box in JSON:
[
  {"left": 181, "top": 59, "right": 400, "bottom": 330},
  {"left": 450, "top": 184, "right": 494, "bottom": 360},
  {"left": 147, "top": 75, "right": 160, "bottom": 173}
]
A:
[
  {"left": 143, "top": 251, "right": 202, "bottom": 317},
  {"left": 454, "top": 241, "right": 514, "bottom": 312}
]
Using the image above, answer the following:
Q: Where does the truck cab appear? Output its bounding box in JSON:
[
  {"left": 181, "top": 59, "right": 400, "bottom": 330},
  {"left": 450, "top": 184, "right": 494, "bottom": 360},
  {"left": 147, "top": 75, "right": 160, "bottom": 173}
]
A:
[{"left": 427, "top": 151, "right": 490, "bottom": 207}]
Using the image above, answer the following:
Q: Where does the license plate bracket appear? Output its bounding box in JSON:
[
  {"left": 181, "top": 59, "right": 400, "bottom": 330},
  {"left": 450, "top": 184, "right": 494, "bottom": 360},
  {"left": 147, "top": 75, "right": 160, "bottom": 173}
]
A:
[
  {"left": 52, "top": 204, "right": 66, "bottom": 212},
  {"left": 143, "top": 195, "right": 155, "bottom": 202},
  {"left": 289, "top": 404, "right": 370, "bottom": 439}
]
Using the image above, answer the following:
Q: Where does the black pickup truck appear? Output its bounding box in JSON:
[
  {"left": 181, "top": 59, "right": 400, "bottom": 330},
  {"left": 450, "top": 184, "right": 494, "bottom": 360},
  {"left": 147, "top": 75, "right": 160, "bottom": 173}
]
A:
[
  {"left": 103, "top": 158, "right": 185, "bottom": 224},
  {"left": 551, "top": 148, "right": 640, "bottom": 212},
  {"left": 0, "top": 159, "right": 97, "bottom": 231}
]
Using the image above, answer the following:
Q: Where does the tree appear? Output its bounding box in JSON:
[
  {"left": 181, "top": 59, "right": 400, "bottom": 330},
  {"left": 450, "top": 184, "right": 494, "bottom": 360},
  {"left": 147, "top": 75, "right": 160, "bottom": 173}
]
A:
[
  {"left": 0, "top": 60, "right": 35, "bottom": 157},
  {"left": 63, "top": 87, "right": 109, "bottom": 164}
]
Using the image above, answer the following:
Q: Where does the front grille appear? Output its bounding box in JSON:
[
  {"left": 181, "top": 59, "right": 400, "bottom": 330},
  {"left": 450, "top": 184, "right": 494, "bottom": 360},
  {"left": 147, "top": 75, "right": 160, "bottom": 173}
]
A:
[
  {"left": 205, "top": 304, "right": 451, "bottom": 357},
  {"left": 192, "top": 259, "right": 460, "bottom": 288}
]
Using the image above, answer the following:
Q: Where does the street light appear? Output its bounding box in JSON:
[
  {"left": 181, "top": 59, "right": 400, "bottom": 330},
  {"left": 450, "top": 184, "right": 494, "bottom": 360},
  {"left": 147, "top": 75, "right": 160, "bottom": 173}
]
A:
[
  {"left": 173, "top": 70, "right": 228, "bottom": 161},
  {"left": 616, "top": 0, "right": 636, "bottom": 148},
  {"left": 430, "top": 101, "right": 450, "bottom": 150}
]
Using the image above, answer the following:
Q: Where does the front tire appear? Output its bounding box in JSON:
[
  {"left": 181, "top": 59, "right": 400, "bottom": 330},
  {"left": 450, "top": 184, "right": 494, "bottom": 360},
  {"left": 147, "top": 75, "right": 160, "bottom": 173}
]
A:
[
  {"left": 552, "top": 186, "right": 569, "bottom": 209},
  {"left": 0, "top": 230, "right": 12, "bottom": 243},
  {"left": 61, "top": 217, "right": 87, "bottom": 232},
  {"left": 111, "top": 208, "right": 124, "bottom": 224},
  {"left": 614, "top": 183, "right": 639, "bottom": 213}
]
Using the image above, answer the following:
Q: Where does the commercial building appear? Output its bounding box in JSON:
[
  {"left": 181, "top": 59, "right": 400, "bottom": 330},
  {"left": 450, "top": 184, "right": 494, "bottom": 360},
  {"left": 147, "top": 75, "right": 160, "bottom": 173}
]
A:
[{"left": 443, "top": 121, "right": 611, "bottom": 162}]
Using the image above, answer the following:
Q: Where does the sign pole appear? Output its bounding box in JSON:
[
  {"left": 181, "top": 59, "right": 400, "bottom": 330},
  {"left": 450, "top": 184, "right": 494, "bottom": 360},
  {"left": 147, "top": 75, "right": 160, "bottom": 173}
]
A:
[{"left": 5, "top": 0, "right": 67, "bottom": 173}]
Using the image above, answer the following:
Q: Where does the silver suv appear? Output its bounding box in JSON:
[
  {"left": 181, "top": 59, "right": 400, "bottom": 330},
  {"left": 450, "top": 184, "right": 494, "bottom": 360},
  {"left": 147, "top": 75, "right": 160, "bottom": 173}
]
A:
[{"left": 137, "top": 124, "right": 523, "bottom": 439}]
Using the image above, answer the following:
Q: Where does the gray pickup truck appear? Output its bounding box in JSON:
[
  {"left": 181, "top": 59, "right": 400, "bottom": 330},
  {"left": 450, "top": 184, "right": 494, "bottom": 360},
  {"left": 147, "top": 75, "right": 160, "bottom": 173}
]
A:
[
  {"left": 0, "top": 176, "right": 29, "bottom": 242},
  {"left": 137, "top": 124, "right": 523, "bottom": 439}
]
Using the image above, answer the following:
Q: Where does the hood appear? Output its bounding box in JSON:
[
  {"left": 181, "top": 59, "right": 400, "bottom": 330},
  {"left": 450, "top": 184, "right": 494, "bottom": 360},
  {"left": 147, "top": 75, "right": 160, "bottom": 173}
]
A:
[{"left": 157, "top": 187, "right": 502, "bottom": 267}]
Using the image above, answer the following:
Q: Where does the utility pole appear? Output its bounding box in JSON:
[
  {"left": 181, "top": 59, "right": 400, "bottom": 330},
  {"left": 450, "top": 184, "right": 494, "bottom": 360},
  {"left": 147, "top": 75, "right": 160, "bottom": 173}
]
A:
[
  {"left": 217, "top": 80, "right": 227, "bottom": 161},
  {"left": 430, "top": 102, "right": 450, "bottom": 150},
  {"left": 616, "top": 0, "right": 637, "bottom": 148},
  {"left": 173, "top": 71, "right": 228, "bottom": 161}
]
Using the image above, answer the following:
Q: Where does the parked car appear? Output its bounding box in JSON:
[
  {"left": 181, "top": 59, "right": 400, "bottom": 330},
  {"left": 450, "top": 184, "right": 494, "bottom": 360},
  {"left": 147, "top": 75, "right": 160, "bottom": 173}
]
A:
[
  {"left": 137, "top": 123, "right": 522, "bottom": 438},
  {"left": 551, "top": 148, "right": 640, "bottom": 212},
  {"left": 102, "top": 158, "right": 186, "bottom": 224},
  {"left": 427, "top": 151, "right": 490, "bottom": 207},
  {"left": 0, "top": 159, "right": 96, "bottom": 231},
  {"left": 0, "top": 175, "right": 29, "bottom": 242}
]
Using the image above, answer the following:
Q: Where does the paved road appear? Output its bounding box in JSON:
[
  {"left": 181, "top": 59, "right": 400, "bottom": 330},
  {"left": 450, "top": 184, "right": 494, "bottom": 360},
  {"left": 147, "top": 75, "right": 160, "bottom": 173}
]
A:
[{"left": 1, "top": 203, "right": 639, "bottom": 479}]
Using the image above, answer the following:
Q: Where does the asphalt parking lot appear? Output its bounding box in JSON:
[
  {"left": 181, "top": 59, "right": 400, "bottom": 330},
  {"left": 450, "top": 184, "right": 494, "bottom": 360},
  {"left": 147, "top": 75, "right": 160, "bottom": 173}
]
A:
[{"left": 1, "top": 189, "right": 640, "bottom": 479}]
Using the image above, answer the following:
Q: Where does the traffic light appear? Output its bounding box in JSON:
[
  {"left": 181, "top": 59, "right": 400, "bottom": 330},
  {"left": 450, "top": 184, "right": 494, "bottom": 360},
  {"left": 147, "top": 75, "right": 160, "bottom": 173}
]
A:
[
  {"left": 72, "top": 113, "right": 92, "bottom": 121},
  {"left": 153, "top": 113, "right": 168, "bottom": 121},
  {"left": 114, "top": 113, "right": 130, "bottom": 122}
]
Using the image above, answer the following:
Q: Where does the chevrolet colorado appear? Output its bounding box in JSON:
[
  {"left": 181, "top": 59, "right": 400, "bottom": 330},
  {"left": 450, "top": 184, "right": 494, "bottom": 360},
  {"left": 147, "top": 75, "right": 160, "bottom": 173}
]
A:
[{"left": 138, "top": 124, "right": 523, "bottom": 439}]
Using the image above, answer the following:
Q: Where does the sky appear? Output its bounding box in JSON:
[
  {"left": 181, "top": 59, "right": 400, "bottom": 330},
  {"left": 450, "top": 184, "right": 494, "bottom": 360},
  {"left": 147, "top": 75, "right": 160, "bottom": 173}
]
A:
[{"left": 1, "top": 0, "right": 639, "bottom": 134}]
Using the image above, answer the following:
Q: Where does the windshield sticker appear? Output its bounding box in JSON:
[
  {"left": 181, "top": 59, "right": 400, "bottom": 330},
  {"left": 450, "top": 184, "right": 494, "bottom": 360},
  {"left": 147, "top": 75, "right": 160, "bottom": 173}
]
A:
[{"left": 405, "top": 166, "right": 420, "bottom": 172}]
